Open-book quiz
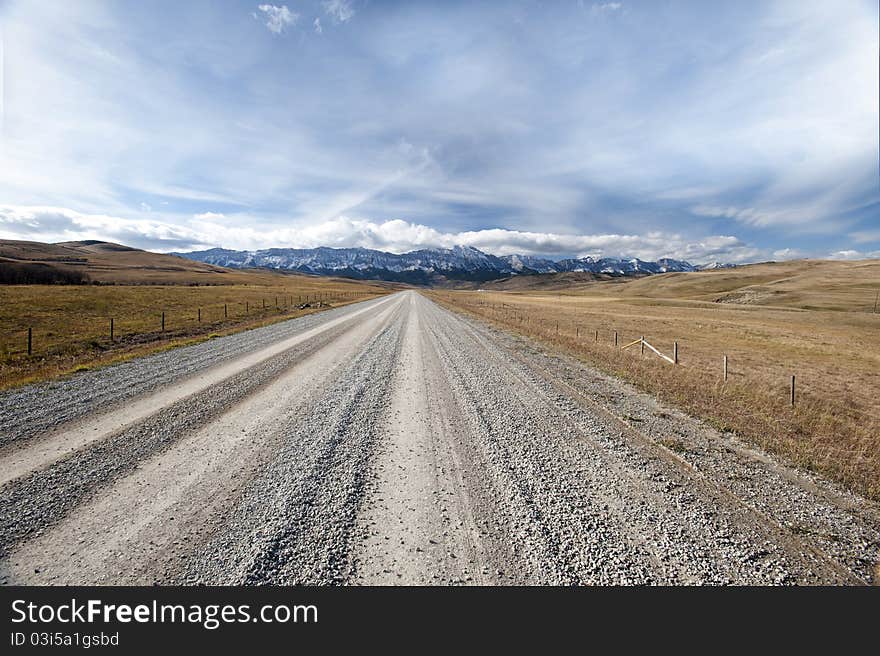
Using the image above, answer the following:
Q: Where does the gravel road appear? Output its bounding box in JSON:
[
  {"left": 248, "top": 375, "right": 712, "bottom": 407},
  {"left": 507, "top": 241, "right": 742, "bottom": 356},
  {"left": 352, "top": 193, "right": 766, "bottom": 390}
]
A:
[{"left": 0, "top": 290, "right": 877, "bottom": 585}]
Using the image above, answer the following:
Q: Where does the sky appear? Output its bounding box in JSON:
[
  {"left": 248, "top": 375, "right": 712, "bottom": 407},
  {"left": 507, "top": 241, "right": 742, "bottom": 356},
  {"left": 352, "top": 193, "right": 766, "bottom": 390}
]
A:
[{"left": 0, "top": 0, "right": 877, "bottom": 263}]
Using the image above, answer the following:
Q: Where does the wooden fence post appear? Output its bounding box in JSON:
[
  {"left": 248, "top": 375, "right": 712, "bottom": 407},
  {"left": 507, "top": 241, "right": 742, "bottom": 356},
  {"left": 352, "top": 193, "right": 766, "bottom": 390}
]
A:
[
  {"left": 576, "top": 326, "right": 580, "bottom": 337},
  {"left": 161, "top": 312, "right": 165, "bottom": 332},
  {"left": 614, "top": 331, "right": 618, "bottom": 347},
  {"left": 27, "top": 327, "right": 32, "bottom": 355},
  {"left": 246, "top": 301, "right": 249, "bottom": 313},
  {"left": 673, "top": 341, "right": 678, "bottom": 364},
  {"left": 224, "top": 304, "right": 228, "bottom": 318},
  {"left": 595, "top": 329, "right": 599, "bottom": 342},
  {"left": 790, "top": 375, "right": 796, "bottom": 406},
  {"left": 198, "top": 308, "right": 201, "bottom": 323},
  {"left": 110, "top": 318, "right": 114, "bottom": 342},
  {"left": 640, "top": 336, "right": 645, "bottom": 356},
  {"left": 723, "top": 355, "right": 728, "bottom": 381}
]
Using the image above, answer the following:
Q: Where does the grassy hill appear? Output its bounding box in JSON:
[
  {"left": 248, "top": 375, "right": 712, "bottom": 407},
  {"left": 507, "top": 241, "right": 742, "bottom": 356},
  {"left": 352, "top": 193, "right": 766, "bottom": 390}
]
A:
[
  {"left": 475, "top": 271, "right": 615, "bottom": 291},
  {"left": 612, "top": 259, "right": 880, "bottom": 312},
  {"left": 0, "top": 239, "right": 239, "bottom": 284}
]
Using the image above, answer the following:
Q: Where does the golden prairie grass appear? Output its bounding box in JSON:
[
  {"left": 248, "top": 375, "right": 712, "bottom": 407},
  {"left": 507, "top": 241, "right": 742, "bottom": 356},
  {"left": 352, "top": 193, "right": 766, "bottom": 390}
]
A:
[
  {"left": 0, "top": 277, "right": 390, "bottom": 390},
  {"left": 429, "top": 287, "right": 880, "bottom": 500}
]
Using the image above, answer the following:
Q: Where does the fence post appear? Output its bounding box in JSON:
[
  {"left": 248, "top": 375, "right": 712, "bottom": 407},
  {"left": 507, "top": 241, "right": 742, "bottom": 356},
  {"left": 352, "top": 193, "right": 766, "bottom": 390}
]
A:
[
  {"left": 723, "top": 355, "right": 728, "bottom": 381},
  {"left": 595, "top": 329, "right": 598, "bottom": 342},
  {"left": 614, "top": 331, "right": 618, "bottom": 347},
  {"left": 161, "top": 312, "right": 165, "bottom": 332},
  {"left": 576, "top": 326, "right": 580, "bottom": 337},
  {"left": 640, "top": 336, "right": 645, "bottom": 356},
  {"left": 27, "top": 327, "right": 32, "bottom": 355},
  {"left": 673, "top": 341, "right": 678, "bottom": 364},
  {"left": 110, "top": 318, "right": 114, "bottom": 342},
  {"left": 198, "top": 308, "right": 201, "bottom": 323},
  {"left": 790, "top": 375, "right": 796, "bottom": 406},
  {"left": 224, "top": 304, "right": 228, "bottom": 318},
  {"left": 246, "top": 301, "right": 249, "bottom": 313}
]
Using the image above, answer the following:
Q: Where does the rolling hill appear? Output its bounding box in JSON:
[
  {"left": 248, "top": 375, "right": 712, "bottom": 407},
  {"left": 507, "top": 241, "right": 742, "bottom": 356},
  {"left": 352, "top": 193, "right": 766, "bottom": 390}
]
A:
[
  {"left": 477, "top": 258, "right": 880, "bottom": 313},
  {"left": 0, "top": 239, "right": 234, "bottom": 284},
  {"left": 609, "top": 258, "right": 880, "bottom": 312}
]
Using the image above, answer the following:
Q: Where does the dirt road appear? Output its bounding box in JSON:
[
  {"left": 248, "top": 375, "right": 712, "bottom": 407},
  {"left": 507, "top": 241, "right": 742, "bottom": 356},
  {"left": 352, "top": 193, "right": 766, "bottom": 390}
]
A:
[{"left": 0, "top": 291, "right": 877, "bottom": 585}]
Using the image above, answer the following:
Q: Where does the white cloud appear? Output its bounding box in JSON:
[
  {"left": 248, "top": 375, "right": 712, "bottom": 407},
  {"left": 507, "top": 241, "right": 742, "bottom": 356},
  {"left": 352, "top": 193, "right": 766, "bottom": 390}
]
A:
[
  {"left": 772, "top": 248, "right": 804, "bottom": 260},
  {"left": 323, "top": 0, "right": 355, "bottom": 23},
  {"left": 256, "top": 4, "right": 298, "bottom": 34},
  {"left": 0, "top": 205, "right": 770, "bottom": 264},
  {"left": 592, "top": 2, "right": 623, "bottom": 13},
  {"left": 0, "top": 205, "right": 209, "bottom": 251},
  {"left": 313, "top": 18, "right": 322, "bottom": 34},
  {"left": 827, "top": 249, "right": 880, "bottom": 261}
]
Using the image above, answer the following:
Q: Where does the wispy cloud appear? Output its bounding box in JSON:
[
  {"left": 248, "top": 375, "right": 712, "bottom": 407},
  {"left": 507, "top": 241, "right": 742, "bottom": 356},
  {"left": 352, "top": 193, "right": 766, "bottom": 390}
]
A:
[
  {"left": 313, "top": 17, "right": 323, "bottom": 34},
  {"left": 323, "top": 0, "right": 355, "bottom": 23},
  {"left": 256, "top": 4, "right": 298, "bottom": 34},
  {"left": 591, "top": 2, "right": 623, "bottom": 13},
  {"left": 850, "top": 229, "right": 880, "bottom": 244}
]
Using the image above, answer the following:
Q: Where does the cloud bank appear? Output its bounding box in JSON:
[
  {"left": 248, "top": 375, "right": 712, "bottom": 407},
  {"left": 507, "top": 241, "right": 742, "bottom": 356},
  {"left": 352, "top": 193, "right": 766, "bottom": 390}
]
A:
[{"left": 4, "top": 205, "right": 877, "bottom": 264}]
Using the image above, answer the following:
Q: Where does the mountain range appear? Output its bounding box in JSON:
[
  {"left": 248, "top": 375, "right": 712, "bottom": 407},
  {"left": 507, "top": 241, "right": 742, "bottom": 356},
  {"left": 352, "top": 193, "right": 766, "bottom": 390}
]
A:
[{"left": 172, "top": 245, "right": 732, "bottom": 285}]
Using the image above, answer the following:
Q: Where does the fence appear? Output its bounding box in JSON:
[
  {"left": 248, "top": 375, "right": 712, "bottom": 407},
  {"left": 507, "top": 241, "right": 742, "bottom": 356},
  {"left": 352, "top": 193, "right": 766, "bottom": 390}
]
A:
[
  {"left": 2, "top": 290, "right": 375, "bottom": 363},
  {"left": 463, "top": 297, "right": 802, "bottom": 407}
]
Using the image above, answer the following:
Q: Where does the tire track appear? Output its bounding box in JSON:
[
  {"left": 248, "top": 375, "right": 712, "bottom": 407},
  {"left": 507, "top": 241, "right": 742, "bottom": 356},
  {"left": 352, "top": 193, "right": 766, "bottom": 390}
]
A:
[{"left": 0, "top": 296, "right": 403, "bottom": 564}]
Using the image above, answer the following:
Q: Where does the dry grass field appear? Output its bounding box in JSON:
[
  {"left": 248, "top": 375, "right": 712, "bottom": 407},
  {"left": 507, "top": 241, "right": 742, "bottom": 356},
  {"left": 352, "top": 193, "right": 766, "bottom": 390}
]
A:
[
  {"left": 430, "top": 259, "right": 880, "bottom": 500},
  {"left": 0, "top": 240, "right": 394, "bottom": 389}
]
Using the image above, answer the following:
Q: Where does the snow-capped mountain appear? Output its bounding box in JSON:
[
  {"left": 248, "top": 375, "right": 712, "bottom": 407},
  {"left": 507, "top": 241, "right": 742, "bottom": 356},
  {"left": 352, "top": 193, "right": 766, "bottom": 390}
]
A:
[
  {"left": 695, "top": 261, "right": 737, "bottom": 270},
  {"left": 499, "top": 254, "right": 559, "bottom": 273},
  {"left": 172, "top": 245, "right": 705, "bottom": 284},
  {"left": 552, "top": 256, "right": 696, "bottom": 275}
]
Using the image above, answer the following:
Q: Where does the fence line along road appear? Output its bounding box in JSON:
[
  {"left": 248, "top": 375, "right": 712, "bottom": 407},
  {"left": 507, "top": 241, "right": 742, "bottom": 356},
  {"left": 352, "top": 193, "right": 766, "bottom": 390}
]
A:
[
  {"left": 5, "top": 290, "right": 377, "bottom": 361},
  {"left": 460, "top": 297, "right": 805, "bottom": 408}
]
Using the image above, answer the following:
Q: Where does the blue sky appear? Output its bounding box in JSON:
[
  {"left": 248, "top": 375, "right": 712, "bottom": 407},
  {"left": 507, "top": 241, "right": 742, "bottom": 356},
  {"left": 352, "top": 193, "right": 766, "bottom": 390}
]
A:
[{"left": 0, "top": 0, "right": 877, "bottom": 263}]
